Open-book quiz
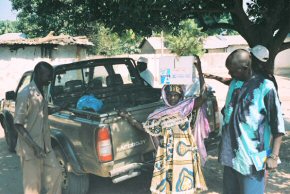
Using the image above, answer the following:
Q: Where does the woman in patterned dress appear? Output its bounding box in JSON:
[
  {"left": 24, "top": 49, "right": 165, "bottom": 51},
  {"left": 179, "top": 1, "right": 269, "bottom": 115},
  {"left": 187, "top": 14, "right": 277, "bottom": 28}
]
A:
[{"left": 119, "top": 56, "right": 208, "bottom": 194}]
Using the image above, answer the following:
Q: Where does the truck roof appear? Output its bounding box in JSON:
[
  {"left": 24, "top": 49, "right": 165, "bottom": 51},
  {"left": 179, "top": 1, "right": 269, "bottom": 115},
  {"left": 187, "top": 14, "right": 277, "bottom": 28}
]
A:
[{"left": 23, "top": 57, "right": 137, "bottom": 74}]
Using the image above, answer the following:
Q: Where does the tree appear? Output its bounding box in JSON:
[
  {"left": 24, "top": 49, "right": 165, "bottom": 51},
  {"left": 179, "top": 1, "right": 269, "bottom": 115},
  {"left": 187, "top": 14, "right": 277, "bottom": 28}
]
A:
[
  {"left": 92, "top": 24, "right": 121, "bottom": 56},
  {"left": 11, "top": 0, "right": 290, "bottom": 73},
  {"left": 0, "top": 20, "right": 18, "bottom": 35},
  {"left": 164, "top": 19, "right": 206, "bottom": 56},
  {"left": 91, "top": 0, "right": 289, "bottom": 73},
  {"left": 119, "top": 29, "right": 142, "bottom": 54},
  {"left": 12, "top": 0, "right": 96, "bottom": 37},
  {"left": 87, "top": 23, "right": 142, "bottom": 55}
]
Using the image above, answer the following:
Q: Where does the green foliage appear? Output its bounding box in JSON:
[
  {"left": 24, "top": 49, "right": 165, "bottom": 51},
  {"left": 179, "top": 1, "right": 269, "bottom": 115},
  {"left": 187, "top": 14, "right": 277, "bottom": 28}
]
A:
[
  {"left": 10, "top": 0, "right": 290, "bottom": 71},
  {"left": 12, "top": 0, "right": 97, "bottom": 37},
  {"left": 88, "top": 24, "right": 141, "bottom": 56},
  {"left": 165, "top": 19, "right": 206, "bottom": 56},
  {"left": 93, "top": 24, "right": 121, "bottom": 56},
  {"left": 119, "top": 29, "right": 142, "bottom": 54},
  {"left": 0, "top": 20, "right": 19, "bottom": 35}
]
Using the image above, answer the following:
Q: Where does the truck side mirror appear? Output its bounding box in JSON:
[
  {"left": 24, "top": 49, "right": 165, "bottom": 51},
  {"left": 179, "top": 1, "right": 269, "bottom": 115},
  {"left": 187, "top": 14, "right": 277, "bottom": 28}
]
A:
[{"left": 5, "top": 91, "right": 16, "bottom": 101}]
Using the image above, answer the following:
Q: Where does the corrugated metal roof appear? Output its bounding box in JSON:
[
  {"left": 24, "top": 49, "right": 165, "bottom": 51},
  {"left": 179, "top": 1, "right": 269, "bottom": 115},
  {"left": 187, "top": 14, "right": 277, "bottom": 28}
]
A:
[
  {"left": 224, "top": 35, "right": 247, "bottom": 45},
  {"left": 203, "top": 36, "right": 228, "bottom": 49},
  {"left": 0, "top": 31, "right": 94, "bottom": 46},
  {"left": 203, "top": 35, "right": 248, "bottom": 49}
]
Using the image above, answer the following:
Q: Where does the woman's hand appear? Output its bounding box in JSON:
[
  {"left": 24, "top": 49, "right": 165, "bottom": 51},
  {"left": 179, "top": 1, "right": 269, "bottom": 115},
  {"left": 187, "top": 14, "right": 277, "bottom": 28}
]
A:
[{"left": 193, "top": 55, "right": 202, "bottom": 73}]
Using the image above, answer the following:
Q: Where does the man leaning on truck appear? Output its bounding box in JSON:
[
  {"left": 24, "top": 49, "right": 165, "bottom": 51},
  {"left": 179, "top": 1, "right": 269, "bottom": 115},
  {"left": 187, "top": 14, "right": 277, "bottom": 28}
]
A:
[{"left": 14, "top": 61, "right": 62, "bottom": 194}]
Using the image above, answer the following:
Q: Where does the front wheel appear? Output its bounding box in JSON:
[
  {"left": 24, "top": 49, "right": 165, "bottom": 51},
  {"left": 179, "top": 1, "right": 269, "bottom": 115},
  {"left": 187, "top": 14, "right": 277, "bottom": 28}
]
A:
[
  {"left": 53, "top": 146, "right": 89, "bottom": 194},
  {"left": 1, "top": 119, "right": 17, "bottom": 152}
]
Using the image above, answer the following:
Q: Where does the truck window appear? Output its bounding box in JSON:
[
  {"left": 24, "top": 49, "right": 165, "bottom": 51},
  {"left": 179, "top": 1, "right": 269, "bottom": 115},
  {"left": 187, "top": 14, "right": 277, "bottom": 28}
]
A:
[
  {"left": 112, "top": 64, "right": 133, "bottom": 84},
  {"left": 53, "top": 69, "right": 85, "bottom": 94},
  {"left": 17, "top": 74, "right": 32, "bottom": 93},
  {"left": 54, "top": 69, "right": 84, "bottom": 86},
  {"left": 93, "top": 66, "right": 109, "bottom": 87}
]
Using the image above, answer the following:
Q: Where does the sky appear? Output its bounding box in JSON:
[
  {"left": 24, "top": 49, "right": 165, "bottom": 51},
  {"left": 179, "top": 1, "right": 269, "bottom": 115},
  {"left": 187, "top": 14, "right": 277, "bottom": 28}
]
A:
[{"left": 0, "top": 0, "right": 17, "bottom": 21}]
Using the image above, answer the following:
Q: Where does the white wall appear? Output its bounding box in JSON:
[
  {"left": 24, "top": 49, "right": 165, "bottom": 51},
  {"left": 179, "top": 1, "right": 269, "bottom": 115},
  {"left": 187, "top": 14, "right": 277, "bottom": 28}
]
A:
[
  {"left": 108, "top": 53, "right": 230, "bottom": 88},
  {"left": 0, "top": 45, "right": 88, "bottom": 99},
  {"left": 275, "top": 49, "right": 290, "bottom": 77}
]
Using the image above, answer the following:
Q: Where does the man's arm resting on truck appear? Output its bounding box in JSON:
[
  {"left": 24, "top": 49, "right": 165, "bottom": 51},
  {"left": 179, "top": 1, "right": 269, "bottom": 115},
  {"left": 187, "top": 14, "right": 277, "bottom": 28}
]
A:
[
  {"left": 14, "top": 124, "right": 46, "bottom": 158},
  {"left": 118, "top": 111, "right": 160, "bottom": 149},
  {"left": 118, "top": 111, "right": 144, "bottom": 131}
]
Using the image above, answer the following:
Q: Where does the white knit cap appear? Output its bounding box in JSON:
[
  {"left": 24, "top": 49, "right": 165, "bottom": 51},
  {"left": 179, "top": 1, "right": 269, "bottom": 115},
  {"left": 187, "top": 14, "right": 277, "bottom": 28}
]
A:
[
  {"left": 249, "top": 45, "right": 269, "bottom": 62},
  {"left": 138, "top": 56, "right": 148, "bottom": 63}
]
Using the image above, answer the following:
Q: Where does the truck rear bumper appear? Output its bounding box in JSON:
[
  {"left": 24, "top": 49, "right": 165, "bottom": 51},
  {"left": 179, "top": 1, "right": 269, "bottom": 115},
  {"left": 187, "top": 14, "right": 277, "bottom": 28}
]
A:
[{"left": 109, "top": 163, "right": 144, "bottom": 183}]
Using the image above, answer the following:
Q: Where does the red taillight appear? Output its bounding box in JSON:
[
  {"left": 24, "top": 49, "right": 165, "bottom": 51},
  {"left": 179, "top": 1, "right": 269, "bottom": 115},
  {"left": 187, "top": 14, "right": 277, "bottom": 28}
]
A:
[{"left": 97, "top": 127, "right": 113, "bottom": 162}]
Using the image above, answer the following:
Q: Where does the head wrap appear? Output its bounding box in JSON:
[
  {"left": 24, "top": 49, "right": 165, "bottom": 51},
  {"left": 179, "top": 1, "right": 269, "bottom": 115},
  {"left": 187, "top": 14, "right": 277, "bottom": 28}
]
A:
[
  {"left": 148, "top": 84, "right": 194, "bottom": 119},
  {"left": 164, "top": 85, "right": 184, "bottom": 96}
]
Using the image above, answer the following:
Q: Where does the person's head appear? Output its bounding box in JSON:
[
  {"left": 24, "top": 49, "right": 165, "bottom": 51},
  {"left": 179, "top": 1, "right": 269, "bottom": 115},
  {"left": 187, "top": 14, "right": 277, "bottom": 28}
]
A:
[
  {"left": 137, "top": 57, "right": 148, "bottom": 72},
  {"left": 225, "top": 49, "right": 252, "bottom": 81},
  {"left": 33, "top": 61, "right": 53, "bottom": 86},
  {"left": 250, "top": 45, "right": 269, "bottom": 63},
  {"left": 249, "top": 45, "right": 270, "bottom": 74},
  {"left": 163, "top": 85, "right": 184, "bottom": 106},
  {"left": 137, "top": 62, "right": 147, "bottom": 73}
]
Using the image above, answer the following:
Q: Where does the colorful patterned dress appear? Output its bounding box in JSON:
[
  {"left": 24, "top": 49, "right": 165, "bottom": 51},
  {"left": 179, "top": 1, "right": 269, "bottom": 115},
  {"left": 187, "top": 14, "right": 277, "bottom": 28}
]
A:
[{"left": 143, "top": 112, "right": 207, "bottom": 194}]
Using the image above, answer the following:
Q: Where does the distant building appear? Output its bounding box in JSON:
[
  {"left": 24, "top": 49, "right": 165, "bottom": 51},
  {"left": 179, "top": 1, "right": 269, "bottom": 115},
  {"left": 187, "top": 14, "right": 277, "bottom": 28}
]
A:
[
  {"left": 203, "top": 35, "right": 228, "bottom": 53},
  {"left": 224, "top": 35, "right": 248, "bottom": 52},
  {"left": 0, "top": 31, "right": 93, "bottom": 98},
  {"left": 203, "top": 35, "right": 248, "bottom": 53},
  {"left": 139, "top": 35, "right": 249, "bottom": 54},
  {"left": 0, "top": 31, "right": 93, "bottom": 64},
  {"left": 139, "top": 37, "right": 171, "bottom": 54}
]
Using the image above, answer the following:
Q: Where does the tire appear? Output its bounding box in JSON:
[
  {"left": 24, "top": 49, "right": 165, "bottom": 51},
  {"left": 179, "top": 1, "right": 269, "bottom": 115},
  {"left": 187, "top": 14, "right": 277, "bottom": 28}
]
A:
[
  {"left": 54, "top": 146, "right": 89, "bottom": 194},
  {"left": 1, "top": 118, "right": 17, "bottom": 152}
]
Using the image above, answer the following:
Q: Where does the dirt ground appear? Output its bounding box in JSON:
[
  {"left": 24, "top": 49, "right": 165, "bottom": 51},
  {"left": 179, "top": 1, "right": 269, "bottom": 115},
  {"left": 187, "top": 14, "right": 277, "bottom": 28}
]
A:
[{"left": 0, "top": 76, "right": 289, "bottom": 194}]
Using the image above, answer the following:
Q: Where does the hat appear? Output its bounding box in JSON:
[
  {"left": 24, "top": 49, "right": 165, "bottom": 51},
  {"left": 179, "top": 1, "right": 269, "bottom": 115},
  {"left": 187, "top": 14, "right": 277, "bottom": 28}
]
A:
[
  {"left": 138, "top": 57, "right": 148, "bottom": 63},
  {"left": 249, "top": 45, "right": 269, "bottom": 62}
]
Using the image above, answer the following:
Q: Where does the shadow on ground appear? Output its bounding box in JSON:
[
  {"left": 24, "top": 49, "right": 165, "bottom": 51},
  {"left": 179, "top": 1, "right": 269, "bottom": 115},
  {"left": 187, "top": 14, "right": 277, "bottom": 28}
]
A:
[{"left": 0, "top": 138, "right": 22, "bottom": 194}]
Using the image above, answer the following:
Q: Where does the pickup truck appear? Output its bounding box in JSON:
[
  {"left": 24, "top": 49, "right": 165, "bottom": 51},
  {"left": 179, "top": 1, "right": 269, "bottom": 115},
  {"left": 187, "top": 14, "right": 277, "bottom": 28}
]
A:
[{"left": 0, "top": 57, "right": 220, "bottom": 194}]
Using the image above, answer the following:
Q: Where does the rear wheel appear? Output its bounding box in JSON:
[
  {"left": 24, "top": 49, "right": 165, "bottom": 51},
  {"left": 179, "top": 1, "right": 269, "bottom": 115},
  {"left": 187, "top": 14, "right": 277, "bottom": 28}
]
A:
[{"left": 54, "top": 146, "right": 89, "bottom": 194}]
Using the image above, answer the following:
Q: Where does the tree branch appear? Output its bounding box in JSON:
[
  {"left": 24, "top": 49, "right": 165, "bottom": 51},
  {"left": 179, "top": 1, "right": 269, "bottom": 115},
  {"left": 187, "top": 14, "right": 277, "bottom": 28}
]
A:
[
  {"left": 265, "top": 0, "right": 285, "bottom": 30},
  {"left": 231, "top": 0, "right": 256, "bottom": 44},
  {"left": 273, "top": 15, "right": 290, "bottom": 50}
]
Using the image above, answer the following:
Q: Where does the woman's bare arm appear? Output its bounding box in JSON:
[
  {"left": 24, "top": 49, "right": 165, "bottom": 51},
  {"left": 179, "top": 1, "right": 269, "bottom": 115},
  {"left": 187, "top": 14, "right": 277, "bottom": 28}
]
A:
[
  {"left": 193, "top": 55, "right": 207, "bottom": 109},
  {"left": 118, "top": 111, "right": 144, "bottom": 131}
]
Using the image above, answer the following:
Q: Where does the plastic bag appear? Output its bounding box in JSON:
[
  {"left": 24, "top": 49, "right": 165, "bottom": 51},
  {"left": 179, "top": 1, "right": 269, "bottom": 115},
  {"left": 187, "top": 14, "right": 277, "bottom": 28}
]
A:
[
  {"left": 184, "top": 78, "right": 201, "bottom": 97},
  {"left": 77, "top": 95, "right": 103, "bottom": 112}
]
